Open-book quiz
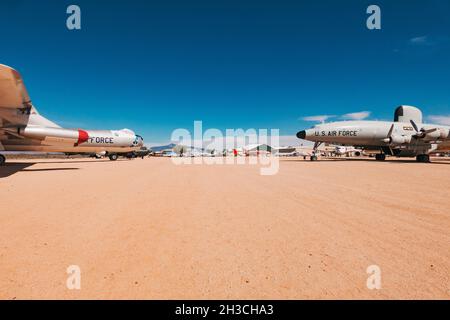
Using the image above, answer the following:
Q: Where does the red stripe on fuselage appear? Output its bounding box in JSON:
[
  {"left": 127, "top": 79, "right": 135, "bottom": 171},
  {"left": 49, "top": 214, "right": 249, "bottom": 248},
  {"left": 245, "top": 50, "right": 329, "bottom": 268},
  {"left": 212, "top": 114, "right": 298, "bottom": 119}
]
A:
[{"left": 77, "top": 129, "right": 89, "bottom": 145}]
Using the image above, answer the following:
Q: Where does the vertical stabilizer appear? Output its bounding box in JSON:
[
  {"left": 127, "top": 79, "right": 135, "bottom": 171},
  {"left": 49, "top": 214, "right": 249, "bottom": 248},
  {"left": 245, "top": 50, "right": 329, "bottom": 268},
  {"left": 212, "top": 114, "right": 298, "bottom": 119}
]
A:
[{"left": 394, "top": 105, "right": 423, "bottom": 124}]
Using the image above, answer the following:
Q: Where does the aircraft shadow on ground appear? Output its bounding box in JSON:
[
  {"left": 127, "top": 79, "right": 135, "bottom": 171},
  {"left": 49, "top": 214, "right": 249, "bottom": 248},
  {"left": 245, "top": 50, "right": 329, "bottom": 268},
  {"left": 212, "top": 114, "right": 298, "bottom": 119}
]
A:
[
  {"left": 283, "top": 157, "right": 450, "bottom": 165},
  {"left": 332, "top": 157, "right": 450, "bottom": 165},
  {"left": 30, "top": 159, "right": 128, "bottom": 164},
  {"left": 0, "top": 162, "right": 79, "bottom": 178}
]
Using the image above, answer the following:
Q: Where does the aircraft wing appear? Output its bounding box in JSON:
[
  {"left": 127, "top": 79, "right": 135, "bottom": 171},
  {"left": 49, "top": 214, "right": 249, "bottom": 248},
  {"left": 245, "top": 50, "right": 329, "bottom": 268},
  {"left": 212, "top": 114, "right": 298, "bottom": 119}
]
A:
[{"left": 0, "top": 64, "right": 31, "bottom": 109}]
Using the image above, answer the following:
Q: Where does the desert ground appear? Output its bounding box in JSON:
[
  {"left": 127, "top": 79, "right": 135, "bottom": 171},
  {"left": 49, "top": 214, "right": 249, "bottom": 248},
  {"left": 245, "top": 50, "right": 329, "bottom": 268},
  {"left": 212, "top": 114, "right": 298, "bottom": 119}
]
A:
[{"left": 0, "top": 156, "right": 449, "bottom": 299}]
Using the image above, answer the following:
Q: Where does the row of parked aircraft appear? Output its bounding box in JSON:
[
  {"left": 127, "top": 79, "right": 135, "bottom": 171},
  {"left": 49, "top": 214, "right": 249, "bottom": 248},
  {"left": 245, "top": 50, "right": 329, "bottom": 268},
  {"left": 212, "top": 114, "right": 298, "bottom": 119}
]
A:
[{"left": 1, "top": 63, "right": 449, "bottom": 165}]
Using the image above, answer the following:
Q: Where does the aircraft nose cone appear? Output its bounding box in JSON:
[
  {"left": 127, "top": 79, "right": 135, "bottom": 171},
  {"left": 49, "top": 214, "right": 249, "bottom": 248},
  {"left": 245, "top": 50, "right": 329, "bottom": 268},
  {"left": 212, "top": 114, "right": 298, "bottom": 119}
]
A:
[
  {"left": 134, "top": 135, "right": 144, "bottom": 147},
  {"left": 296, "top": 130, "right": 306, "bottom": 139}
]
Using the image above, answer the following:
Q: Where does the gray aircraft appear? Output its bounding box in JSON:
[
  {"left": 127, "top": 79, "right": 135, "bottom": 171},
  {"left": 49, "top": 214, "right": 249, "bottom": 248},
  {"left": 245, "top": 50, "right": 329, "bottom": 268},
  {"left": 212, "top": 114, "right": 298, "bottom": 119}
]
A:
[
  {"left": 0, "top": 64, "right": 144, "bottom": 165},
  {"left": 296, "top": 105, "right": 450, "bottom": 162}
]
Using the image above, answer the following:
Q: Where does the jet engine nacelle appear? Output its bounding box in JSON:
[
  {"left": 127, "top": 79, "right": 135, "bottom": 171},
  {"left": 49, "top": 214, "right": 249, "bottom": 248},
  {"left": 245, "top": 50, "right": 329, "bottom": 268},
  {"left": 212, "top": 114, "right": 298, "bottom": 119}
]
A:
[{"left": 18, "top": 126, "right": 78, "bottom": 140}]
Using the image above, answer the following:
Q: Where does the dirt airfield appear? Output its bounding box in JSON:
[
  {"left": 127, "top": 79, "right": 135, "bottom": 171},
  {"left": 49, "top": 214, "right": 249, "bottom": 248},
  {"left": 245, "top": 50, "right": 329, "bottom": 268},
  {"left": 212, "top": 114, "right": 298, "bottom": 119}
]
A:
[{"left": 1, "top": 156, "right": 449, "bottom": 299}]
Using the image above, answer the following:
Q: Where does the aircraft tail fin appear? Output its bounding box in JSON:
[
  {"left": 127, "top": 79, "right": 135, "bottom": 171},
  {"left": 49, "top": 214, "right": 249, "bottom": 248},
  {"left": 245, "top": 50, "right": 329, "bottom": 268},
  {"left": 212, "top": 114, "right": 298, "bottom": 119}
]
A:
[
  {"left": 394, "top": 105, "right": 423, "bottom": 124},
  {"left": 0, "top": 64, "right": 31, "bottom": 109},
  {"left": 0, "top": 64, "right": 60, "bottom": 128}
]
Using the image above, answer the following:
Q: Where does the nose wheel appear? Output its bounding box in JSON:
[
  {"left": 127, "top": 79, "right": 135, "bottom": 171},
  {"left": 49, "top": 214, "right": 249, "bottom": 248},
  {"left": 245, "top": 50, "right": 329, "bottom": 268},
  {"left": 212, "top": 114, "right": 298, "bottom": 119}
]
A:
[
  {"left": 375, "top": 154, "right": 386, "bottom": 161},
  {"left": 309, "top": 142, "right": 322, "bottom": 161},
  {"left": 0, "top": 154, "right": 5, "bottom": 166}
]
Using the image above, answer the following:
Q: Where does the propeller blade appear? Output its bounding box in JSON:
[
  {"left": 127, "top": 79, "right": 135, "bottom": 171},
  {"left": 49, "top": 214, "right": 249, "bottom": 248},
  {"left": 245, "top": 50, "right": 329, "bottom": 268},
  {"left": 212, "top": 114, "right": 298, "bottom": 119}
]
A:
[
  {"left": 382, "top": 124, "right": 395, "bottom": 144},
  {"left": 410, "top": 120, "right": 419, "bottom": 132},
  {"left": 410, "top": 119, "right": 438, "bottom": 139},
  {"left": 423, "top": 128, "right": 438, "bottom": 134},
  {"left": 387, "top": 124, "right": 394, "bottom": 138}
]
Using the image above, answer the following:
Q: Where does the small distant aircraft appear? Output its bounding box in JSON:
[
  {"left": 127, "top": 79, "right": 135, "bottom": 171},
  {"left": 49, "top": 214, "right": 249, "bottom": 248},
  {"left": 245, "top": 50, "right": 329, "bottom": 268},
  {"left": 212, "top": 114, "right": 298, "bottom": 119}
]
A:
[
  {"left": 334, "top": 146, "right": 363, "bottom": 157},
  {"left": 297, "top": 105, "right": 450, "bottom": 162},
  {"left": 0, "top": 64, "right": 144, "bottom": 165}
]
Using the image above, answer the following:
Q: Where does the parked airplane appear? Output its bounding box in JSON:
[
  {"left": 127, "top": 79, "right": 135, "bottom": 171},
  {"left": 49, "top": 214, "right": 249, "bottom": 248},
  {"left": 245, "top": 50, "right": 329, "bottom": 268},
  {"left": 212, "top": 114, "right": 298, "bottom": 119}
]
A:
[
  {"left": 296, "top": 105, "right": 450, "bottom": 162},
  {"left": 334, "top": 146, "right": 363, "bottom": 157},
  {"left": 0, "top": 64, "right": 144, "bottom": 165}
]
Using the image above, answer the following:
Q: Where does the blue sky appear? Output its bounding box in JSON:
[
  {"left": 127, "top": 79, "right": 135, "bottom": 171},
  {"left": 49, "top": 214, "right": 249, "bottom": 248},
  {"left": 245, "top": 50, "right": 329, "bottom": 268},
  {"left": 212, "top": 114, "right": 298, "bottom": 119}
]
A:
[{"left": 1, "top": 0, "right": 450, "bottom": 145}]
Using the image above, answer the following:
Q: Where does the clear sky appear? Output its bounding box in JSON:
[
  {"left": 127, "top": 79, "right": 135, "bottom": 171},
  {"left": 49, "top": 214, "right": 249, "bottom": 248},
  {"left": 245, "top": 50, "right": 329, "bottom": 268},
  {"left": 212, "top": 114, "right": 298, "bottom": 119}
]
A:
[{"left": 1, "top": 0, "right": 449, "bottom": 145}]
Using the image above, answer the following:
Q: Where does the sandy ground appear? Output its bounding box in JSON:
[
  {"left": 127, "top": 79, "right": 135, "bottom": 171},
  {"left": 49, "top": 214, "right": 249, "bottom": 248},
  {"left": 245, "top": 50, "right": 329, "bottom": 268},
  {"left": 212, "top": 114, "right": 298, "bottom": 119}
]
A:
[{"left": 0, "top": 156, "right": 450, "bottom": 300}]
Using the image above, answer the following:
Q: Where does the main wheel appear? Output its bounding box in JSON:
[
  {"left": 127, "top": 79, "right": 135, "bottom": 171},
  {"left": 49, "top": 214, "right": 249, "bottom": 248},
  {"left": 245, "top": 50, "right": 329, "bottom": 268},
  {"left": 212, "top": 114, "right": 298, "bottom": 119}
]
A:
[
  {"left": 375, "top": 154, "right": 386, "bottom": 161},
  {"left": 108, "top": 154, "right": 118, "bottom": 161},
  {"left": 416, "top": 154, "right": 430, "bottom": 163},
  {"left": 0, "top": 154, "right": 5, "bottom": 166},
  {"left": 310, "top": 155, "right": 318, "bottom": 161}
]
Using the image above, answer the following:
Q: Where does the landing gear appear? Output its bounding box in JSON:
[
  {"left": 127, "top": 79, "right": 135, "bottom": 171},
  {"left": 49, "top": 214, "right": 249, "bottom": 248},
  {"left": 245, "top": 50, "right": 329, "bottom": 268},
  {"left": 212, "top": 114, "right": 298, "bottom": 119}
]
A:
[
  {"left": 126, "top": 152, "right": 136, "bottom": 159},
  {"left": 375, "top": 154, "right": 386, "bottom": 161},
  {"left": 310, "top": 142, "right": 322, "bottom": 161},
  {"left": 416, "top": 154, "right": 430, "bottom": 163},
  {"left": 108, "top": 154, "right": 118, "bottom": 161},
  {"left": 0, "top": 154, "right": 5, "bottom": 166}
]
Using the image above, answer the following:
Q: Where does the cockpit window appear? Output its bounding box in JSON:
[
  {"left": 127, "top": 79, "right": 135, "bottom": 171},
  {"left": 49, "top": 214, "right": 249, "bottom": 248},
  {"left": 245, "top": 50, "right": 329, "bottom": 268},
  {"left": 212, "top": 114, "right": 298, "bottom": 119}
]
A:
[{"left": 133, "top": 135, "right": 143, "bottom": 145}]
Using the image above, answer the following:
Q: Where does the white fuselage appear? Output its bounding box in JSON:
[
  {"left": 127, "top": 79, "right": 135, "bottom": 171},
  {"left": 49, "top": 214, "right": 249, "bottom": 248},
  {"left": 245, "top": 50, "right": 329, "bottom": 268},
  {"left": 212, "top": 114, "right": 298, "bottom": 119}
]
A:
[
  {"left": 0, "top": 107, "right": 143, "bottom": 154},
  {"left": 298, "top": 120, "right": 450, "bottom": 156}
]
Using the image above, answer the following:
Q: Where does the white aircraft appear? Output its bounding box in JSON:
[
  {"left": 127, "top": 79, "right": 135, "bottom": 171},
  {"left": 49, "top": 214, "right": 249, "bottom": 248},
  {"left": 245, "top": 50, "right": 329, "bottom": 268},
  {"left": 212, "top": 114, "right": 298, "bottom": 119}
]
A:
[
  {"left": 334, "top": 146, "right": 363, "bottom": 157},
  {"left": 0, "top": 64, "right": 144, "bottom": 165},
  {"left": 297, "top": 105, "right": 450, "bottom": 162}
]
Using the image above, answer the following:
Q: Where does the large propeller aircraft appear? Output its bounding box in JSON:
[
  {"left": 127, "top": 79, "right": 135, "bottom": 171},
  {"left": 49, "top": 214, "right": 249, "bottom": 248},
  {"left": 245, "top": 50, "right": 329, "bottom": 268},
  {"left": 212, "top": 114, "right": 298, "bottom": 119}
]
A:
[
  {"left": 0, "top": 64, "right": 144, "bottom": 166},
  {"left": 296, "top": 105, "right": 450, "bottom": 162}
]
